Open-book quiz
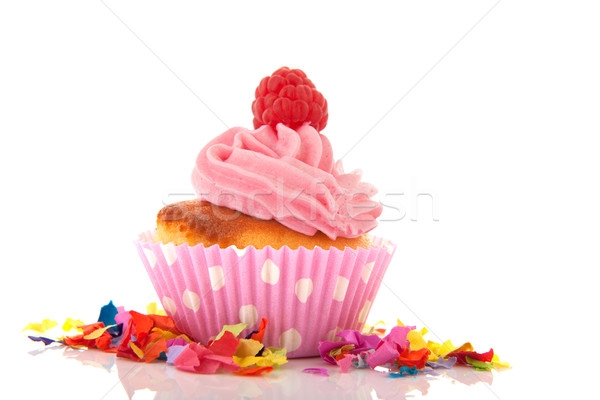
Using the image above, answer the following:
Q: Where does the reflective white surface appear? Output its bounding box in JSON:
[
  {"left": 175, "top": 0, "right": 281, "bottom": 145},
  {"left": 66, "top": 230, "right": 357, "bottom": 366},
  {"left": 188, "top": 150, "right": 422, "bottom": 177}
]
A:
[{"left": 18, "top": 339, "right": 508, "bottom": 400}]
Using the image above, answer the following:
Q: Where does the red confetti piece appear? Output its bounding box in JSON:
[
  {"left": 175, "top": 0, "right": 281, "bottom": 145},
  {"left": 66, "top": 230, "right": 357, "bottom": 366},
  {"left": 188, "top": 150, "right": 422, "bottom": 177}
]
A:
[
  {"left": 116, "top": 311, "right": 181, "bottom": 362},
  {"left": 208, "top": 331, "right": 239, "bottom": 357},
  {"left": 233, "top": 366, "right": 274, "bottom": 376},
  {"left": 63, "top": 322, "right": 112, "bottom": 350},
  {"left": 174, "top": 343, "right": 240, "bottom": 374},
  {"left": 396, "top": 347, "right": 431, "bottom": 370},
  {"left": 446, "top": 348, "right": 494, "bottom": 365},
  {"left": 250, "top": 318, "right": 268, "bottom": 343}
]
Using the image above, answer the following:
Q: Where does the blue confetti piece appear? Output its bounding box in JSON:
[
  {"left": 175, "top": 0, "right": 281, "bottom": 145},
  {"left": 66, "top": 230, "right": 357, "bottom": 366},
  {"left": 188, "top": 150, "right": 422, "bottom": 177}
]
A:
[
  {"left": 98, "top": 300, "right": 119, "bottom": 327},
  {"left": 389, "top": 366, "right": 418, "bottom": 378},
  {"left": 28, "top": 336, "right": 59, "bottom": 346}
]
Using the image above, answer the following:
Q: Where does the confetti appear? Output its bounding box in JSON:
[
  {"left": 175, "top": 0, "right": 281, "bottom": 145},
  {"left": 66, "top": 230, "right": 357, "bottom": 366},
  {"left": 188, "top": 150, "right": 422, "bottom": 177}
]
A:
[
  {"left": 245, "top": 318, "right": 268, "bottom": 343},
  {"left": 336, "top": 354, "right": 355, "bottom": 373},
  {"left": 318, "top": 330, "right": 382, "bottom": 365},
  {"left": 389, "top": 366, "right": 419, "bottom": 377},
  {"left": 146, "top": 302, "right": 167, "bottom": 316},
  {"left": 214, "top": 323, "right": 247, "bottom": 341},
  {"left": 24, "top": 301, "right": 507, "bottom": 380},
  {"left": 173, "top": 342, "right": 239, "bottom": 374},
  {"left": 24, "top": 302, "right": 283, "bottom": 377},
  {"left": 235, "top": 338, "right": 264, "bottom": 358},
  {"left": 319, "top": 321, "right": 509, "bottom": 377},
  {"left": 233, "top": 366, "right": 274, "bottom": 375},
  {"left": 62, "top": 318, "right": 85, "bottom": 332},
  {"left": 447, "top": 348, "right": 494, "bottom": 366},
  {"left": 465, "top": 356, "right": 494, "bottom": 371},
  {"left": 302, "top": 368, "right": 329, "bottom": 376},
  {"left": 396, "top": 347, "right": 431, "bottom": 370},
  {"left": 28, "top": 336, "right": 60, "bottom": 346},
  {"left": 61, "top": 322, "right": 113, "bottom": 350},
  {"left": 427, "top": 357, "right": 457, "bottom": 369},
  {"left": 97, "top": 301, "right": 118, "bottom": 328},
  {"left": 22, "top": 319, "right": 57, "bottom": 333}
]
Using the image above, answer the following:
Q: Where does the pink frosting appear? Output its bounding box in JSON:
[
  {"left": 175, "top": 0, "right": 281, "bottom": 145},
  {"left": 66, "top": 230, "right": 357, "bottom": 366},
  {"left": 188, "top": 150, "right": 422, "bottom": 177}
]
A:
[{"left": 191, "top": 123, "right": 382, "bottom": 240}]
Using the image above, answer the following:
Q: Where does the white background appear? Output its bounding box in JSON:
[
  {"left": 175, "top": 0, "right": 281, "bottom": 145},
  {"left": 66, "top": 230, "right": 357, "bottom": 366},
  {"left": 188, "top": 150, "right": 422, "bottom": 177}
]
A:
[{"left": 1, "top": 1, "right": 599, "bottom": 399}]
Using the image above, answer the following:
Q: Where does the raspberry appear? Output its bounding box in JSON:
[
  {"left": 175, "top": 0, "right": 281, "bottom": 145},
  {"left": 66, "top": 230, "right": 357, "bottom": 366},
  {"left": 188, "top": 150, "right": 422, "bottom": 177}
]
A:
[{"left": 252, "top": 67, "right": 329, "bottom": 131}]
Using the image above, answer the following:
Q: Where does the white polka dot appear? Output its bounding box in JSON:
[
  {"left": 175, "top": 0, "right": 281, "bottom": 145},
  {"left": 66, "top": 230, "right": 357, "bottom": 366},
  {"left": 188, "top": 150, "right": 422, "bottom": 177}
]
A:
[
  {"left": 162, "top": 296, "right": 176, "bottom": 315},
  {"left": 333, "top": 276, "right": 349, "bottom": 301},
  {"left": 358, "top": 300, "right": 372, "bottom": 323},
  {"left": 294, "top": 279, "right": 314, "bottom": 303},
  {"left": 143, "top": 248, "right": 156, "bottom": 268},
  {"left": 361, "top": 262, "right": 374, "bottom": 284},
  {"left": 182, "top": 289, "right": 201, "bottom": 312},
  {"left": 161, "top": 242, "right": 177, "bottom": 266},
  {"left": 325, "top": 326, "right": 342, "bottom": 341},
  {"left": 279, "top": 328, "right": 302, "bottom": 352},
  {"left": 208, "top": 265, "right": 225, "bottom": 291},
  {"left": 239, "top": 304, "right": 258, "bottom": 326},
  {"left": 261, "top": 259, "right": 280, "bottom": 285}
]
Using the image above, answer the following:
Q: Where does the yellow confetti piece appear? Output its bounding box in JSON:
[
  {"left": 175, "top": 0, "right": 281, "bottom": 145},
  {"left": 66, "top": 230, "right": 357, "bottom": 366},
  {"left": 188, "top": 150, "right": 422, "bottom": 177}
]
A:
[
  {"left": 361, "top": 321, "right": 386, "bottom": 335},
  {"left": 438, "top": 340, "right": 457, "bottom": 357},
  {"left": 257, "top": 354, "right": 287, "bottom": 367},
  {"left": 397, "top": 319, "right": 405, "bottom": 327},
  {"left": 215, "top": 323, "right": 247, "bottom": 340},
  {"left": 452, "top": 342, "right": 474, "bottom": 354},
  {"left": 62, "top": 318, "right": 85, "bottom": 332},
  {"left": 83, "top": 324, "right": 115, "bottom": 340},
  {"left": 407, "top": 330, "right": 427, "bottom": 351},
  {"left": 235, "top": 339, "right": 264, "bottom": 358},
  {"left": 146, "top": 302, "right": 167, "bottom": 316},
  {"left": 258, "top": 347, "right": 288, "bottom": 367},
  {"left": 426, "top": 341, "right": 444, "bottom": 361},
  {"left": 492, "top": 354, "right": 511, "bottom": 369},
  {"left": 149, "top": 328, "right": 194, "bottom": 344},
  {"left": 129, "top": 342, "right": 145, "bottom": 360},
  {"left": 493, "top": 360, "right": 511, "bottom": 369},
  {"left": 150, "top": 328, "right": 177, "bottom": 341},
  {"left": 233, "top": 356, "right": 262, "bottom": 368},
  {"left": 22, "top": 319, "right": 58, "bottom": 333},
  {"left": 329, "top": 344, "right": 355, "bottom": 358},
  {"left": 233, "top": 347, "right": 288, "bottom": 368}
]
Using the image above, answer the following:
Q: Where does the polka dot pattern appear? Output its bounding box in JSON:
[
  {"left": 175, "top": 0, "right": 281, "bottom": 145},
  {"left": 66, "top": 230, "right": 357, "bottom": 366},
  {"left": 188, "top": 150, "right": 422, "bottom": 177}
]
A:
[
  {"left": 162, "top": 296, "right": 176, "bottom": 315},
  {"left": 294, "top": 278, "right": 314, "bottom": 303},
  {"left": 135, "top": 234, "right": 395, "bottom": 357},
  {"left": 261, "top": 259, "right": 280, "bottom": 285},
  {"left": 182, "top": 289, "right": 201, "bottom": 312},
  {"left": 143, "top": 248, "right": 156, "bottom": 268},
  {"left": 279, "top": 328, "right": 302, "bottom": 352},
  {"left": 358, "top": 300, "right": 372, "bottom": 323},
  {"left": 208, "top": 265, "right": 225, "bottom": 291},
  {"left": 333, "top": 276, "right": 349, "bottom": 301},
  {"left": 160, "top": 242, "right": 178, "bottom": 266},
  {"left": 325, "top": 326, "right": 342, "bottom": 341},
  {"left": 239, "top": 304, "right": 259, "bottom": 326}
]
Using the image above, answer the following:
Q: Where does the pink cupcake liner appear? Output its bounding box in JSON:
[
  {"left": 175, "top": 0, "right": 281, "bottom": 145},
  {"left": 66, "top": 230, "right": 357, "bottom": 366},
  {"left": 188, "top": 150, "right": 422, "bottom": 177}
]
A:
[{"left": 135, "top": 230, "right": 396, "bottom": 358}]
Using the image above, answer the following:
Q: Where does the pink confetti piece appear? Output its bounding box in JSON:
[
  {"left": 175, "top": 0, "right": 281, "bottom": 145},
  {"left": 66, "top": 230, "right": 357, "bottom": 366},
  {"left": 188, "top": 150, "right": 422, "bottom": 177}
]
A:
[{"left": 302, "top": 368, "right": 329, "bottom": 376}]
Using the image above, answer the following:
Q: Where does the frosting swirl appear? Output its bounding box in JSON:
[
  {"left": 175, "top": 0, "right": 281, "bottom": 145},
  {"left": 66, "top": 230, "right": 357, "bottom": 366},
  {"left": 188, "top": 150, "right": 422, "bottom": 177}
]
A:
[{"left": 191, "top": 123, "right": 382, "bottom": 240}]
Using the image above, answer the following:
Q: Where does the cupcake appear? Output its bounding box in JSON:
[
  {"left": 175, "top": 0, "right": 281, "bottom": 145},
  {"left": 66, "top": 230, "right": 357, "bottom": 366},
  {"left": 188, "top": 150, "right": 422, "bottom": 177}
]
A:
[{"left": 135, "top": 67, "right": 396, "bottom": 357}]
